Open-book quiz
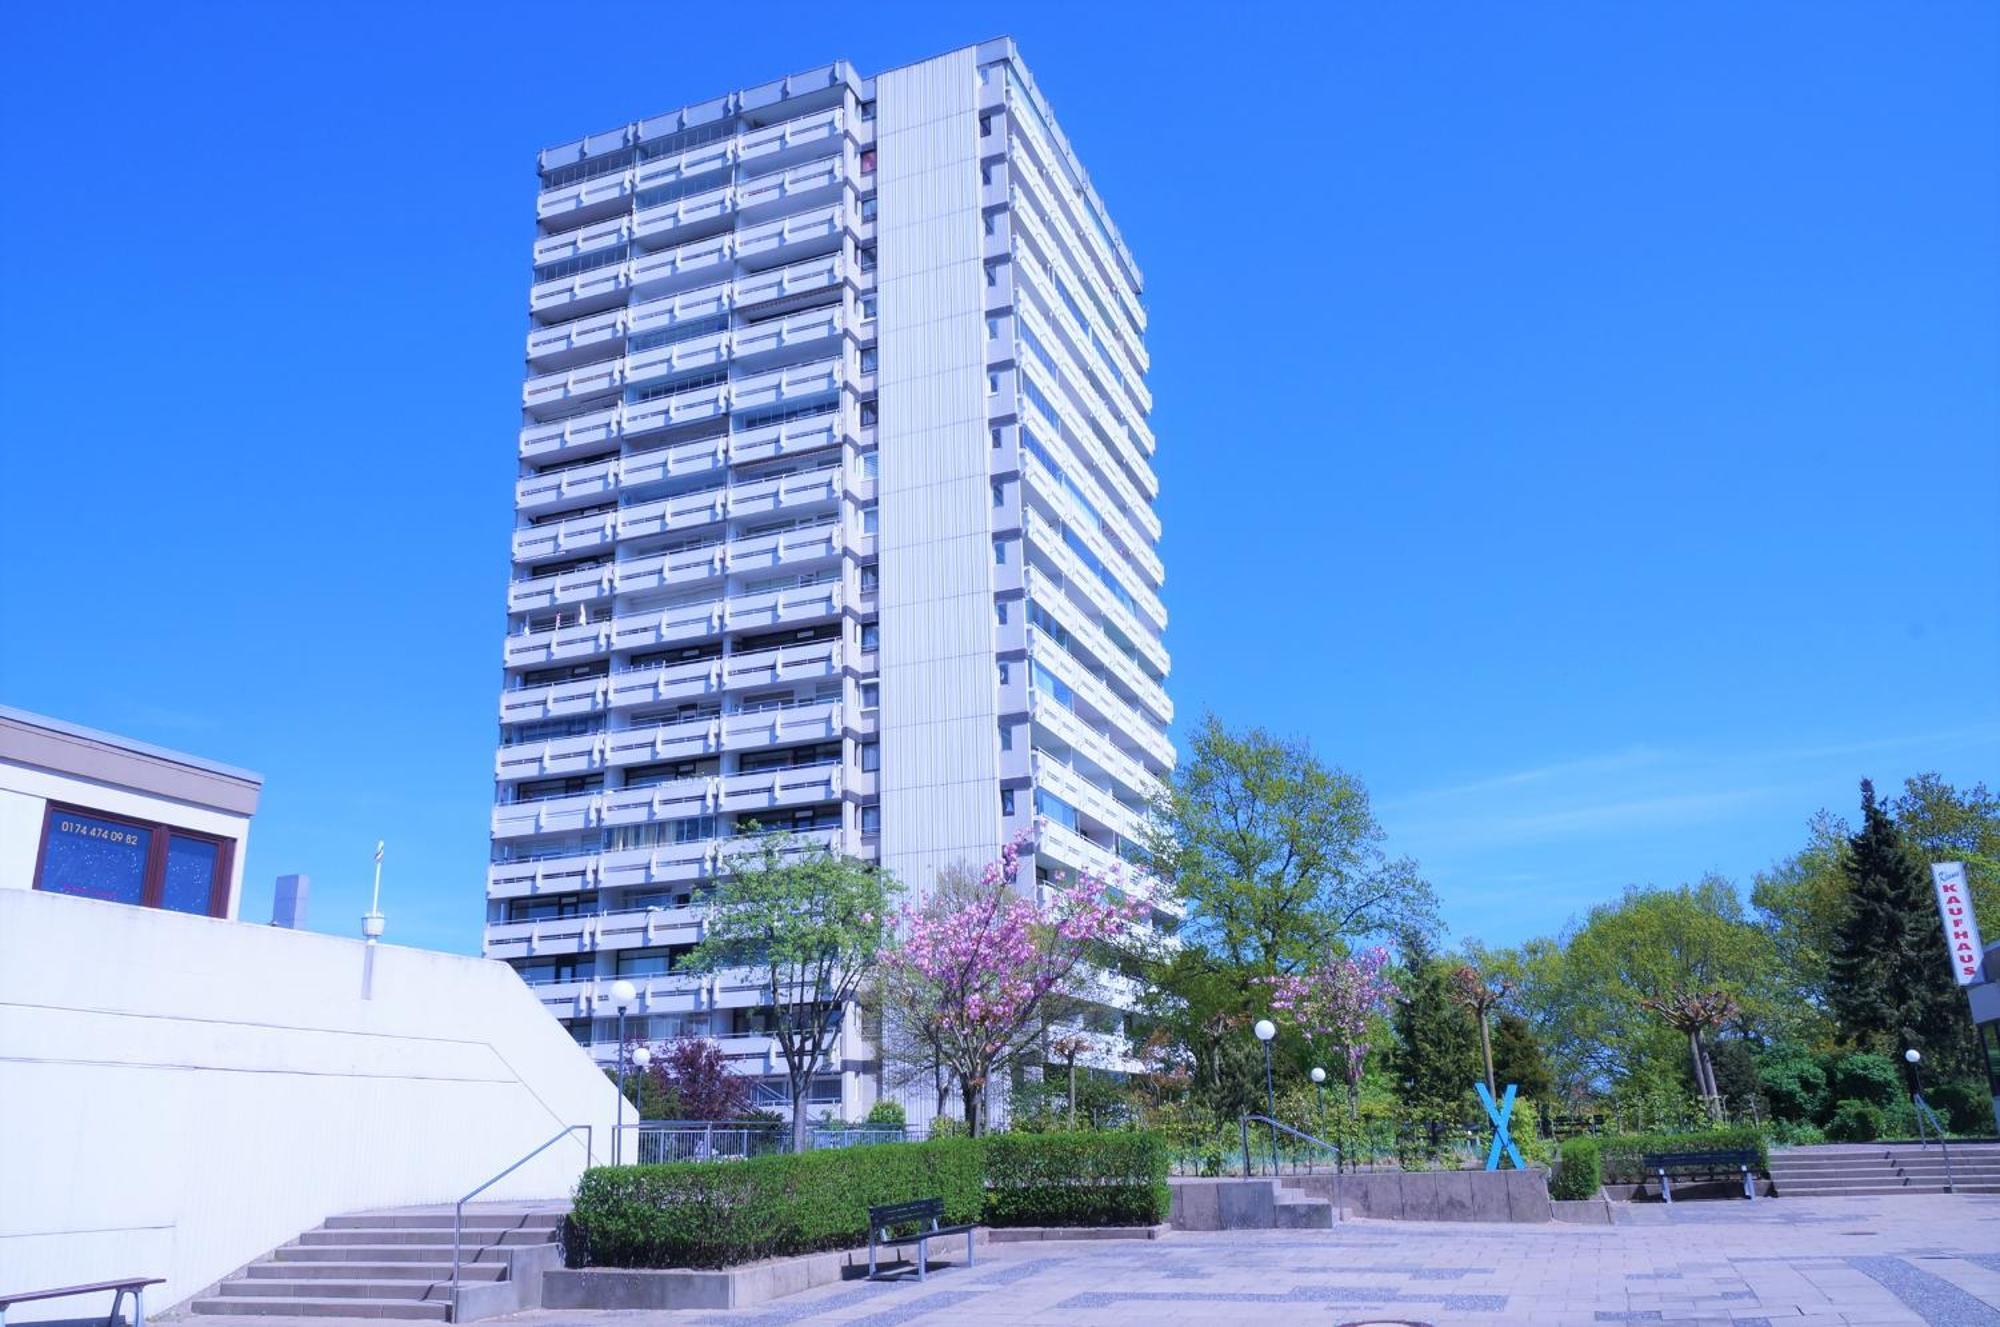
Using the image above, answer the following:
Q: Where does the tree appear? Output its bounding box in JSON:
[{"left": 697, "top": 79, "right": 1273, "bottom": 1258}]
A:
[
  {"left": 1390, "top": 928, "right": 1481, "bottom": 1121},
  {"left": 648, "top": 1035, "right": 750, "bottom": 1121},
  {"left": 1145, "top": 714, "right": 1434, "bottom": 975},
  {"left": 1488, "top": 1012, "right": 1553, "bottom": 1101},
  {"left": 1450, "top": 965, "right": 1515, "bottom": 1096},
  {"left": 1893, "top": 774, "right": 2000, "bottom": 940},
  {"left": 684, "top": 831, "right": 894, "bottom": 1150},
  {"left": 1263, "top": 947, "right": 1398, "bottom": 1115},
  {"left": 1749, "top": 809, "right": 1849, "bottom": 1036},
  {"left": 1524, "top": 877, "right": 1777, "bottom": 1094},
  {"left": 877, "top": 836, "right": 1142, "bottom": 1135},
  {"left": 1828, "top": 779, "right": 1976, "bottom": 1077}
]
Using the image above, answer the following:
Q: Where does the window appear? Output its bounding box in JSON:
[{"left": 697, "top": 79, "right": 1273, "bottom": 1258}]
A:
[
  {"left": 999, "top": 723, "right": 1013, "bottom": 752},
  {"left": 858, "top": 99, "right": 876, "bottom": 121},
  {"left": 980, "top": 112, "right": 993, "bottom": 137},
  {"left": 860, "top": 346, "right": 878, "bottom": 373},
  {"left": 995, "top": 599, "right": 1010, "bottom": 625},
  {"left": 859, "top": 564, "right": 880, "bottom": 591},
  {"left": 860, "top": 149, "right": 877, "bottom": 174},
  {"left": 861, "top": 804, "right": 882, "bottom": 833},
  {"left": 981, "top": 162, "right": 994, "bottom": 186},
  {"left": 985, "top": 260, "right": 1003, "bottom": 287},
  {"left": 998, "top": 660, "right": 1011, "bottom": 685},
  {"left": 860, "top": 506, "right": 879, "bottom": 535},
  {"left": 861, "top": 295, "right": 878, "bottom": 320},
  {"left": 991, "top": 427, "right": 1003, "bottom": 450},
  {"left": 1001, "top": 789, "right": 1017, "bottom": 816},
  {"left": 858, "top": 245, "right": 877, "bottom": 272},
  {"left": 992, "top": 481, "right": 1005, "bottom": 508},
  {"left": 994, "top": 538, "right": 1008, "bottom": 564},
  {"left": 860, "top": 682, "right": 880, "bottom": 710},
  {"left": 34, "top": 805, "right": 232, "bottom": 918},
  {"left": 860, "top": 401, "right": 878, "bottom": 427},
  {"left": 860, "top": 195, "right": 877, "bottom": 222},
  {"left": 983, "top": 212, "right": 997, "bottom": 236},
  {"left": 859, "top": 742, "right": 880, "bottom": 772},
  {"left": 986, "top": 370, "right": 1001, "bottom": 396},
  {"left": 860, "top": 622, "right": 879, "bottom": 651},
  {"left": 859, "top": 450, "right": 879, "bottom": 479}
]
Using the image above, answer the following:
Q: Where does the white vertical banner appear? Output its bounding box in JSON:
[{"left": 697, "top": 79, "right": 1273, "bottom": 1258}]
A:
[{"left": 1931, "top": 861, "right": 1983, "bottom": 986}]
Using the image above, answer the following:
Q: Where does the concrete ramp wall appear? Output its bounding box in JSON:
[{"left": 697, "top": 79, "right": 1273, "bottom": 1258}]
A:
[{"left": 0, "top": 889, "right": 624, "bottom": 1320}]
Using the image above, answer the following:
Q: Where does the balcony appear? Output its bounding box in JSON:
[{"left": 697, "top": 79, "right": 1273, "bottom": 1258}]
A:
[
  {"left": 720, "top": 761, "right": 842, "bottom": 815},
  {"left": 723, "top": 697, "right": 842, "bottom": 750},
  {"left": 500, "top": 673, "right": 608, "bottom": 725},
  {"left": 1014, "top": 394, "right": 1163, "bottom": 587},
  {"left": 738, "top": 106, "right": 845, "bottom": 169},
  {"left": 620, "top": 379, "right": 729, "bottom": 440},
  {"left": 1024, "top": 520, "right": 1170, "bottom": 674},
  {"left": 516, "top": 434, "right": 730, "bottom": 516},
  {"left": 735, "top": 251, "right": 845, "bottom": 309},
  {"left": 632, "top": 138, "right": 736, "bottom": 193},
  {"left": 1027, "top": 627, "right": 1174, "bottom": 769},
  {"left": 629, "top": 232, "right": 734, "bottom": 299},
  {"left": 537, "top": 169, "right": 636, "bottom": 227},
  {"left": 735, "top": 155, "right": 845, "bottom": 219},
  {"left": 1020, "top": 451, "right": 1166, "bottom": 624},
  {"left": 526, "top": 305, "right": 628, "bottom": 369},
  {"left": 731, "top": 303, "right": 843, "bottom": 363},
  {"left": 485, "top": 826, "right": 845, "bottom": 899},
  {"left": 1035, "top": 818, "right": 1149, "bottom": 894},
  {"left": 508, "top": 562, "right": 615, "bottom": 614},
  {"left": 1018, "top": 351, "right": 1160, "bottom": 543},
  {"left": 621, "top": 332, "right": 731, "bottom": 394},
  {"left": 1023, "top": 571, "right": 1171, "bottom": 726},
  {"left": 736, "top": 203, "right": 845, "bottom": 266},
  {"left": 1030, "top": 690, "right": 1164, "bottom": 807},
  {"left": 485, "top": 901, "right": 704, "bottom": 956},
  {"left": 631, "top": 184, "right": 735, "bottom": 249},
  {"left": 1034, "top": 753, "right": 1148, "bottom": 848},
  {"left": 729, "top": 408, "right": 841, "bottom": 467},
  {"left": 730, "top": 356, "right": 841, "bottom": 414}
]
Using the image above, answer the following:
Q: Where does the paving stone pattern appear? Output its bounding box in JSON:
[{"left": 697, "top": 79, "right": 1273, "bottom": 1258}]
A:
[{"left": 165, "top": 1193, "right": 2000, "bottom": 1327}]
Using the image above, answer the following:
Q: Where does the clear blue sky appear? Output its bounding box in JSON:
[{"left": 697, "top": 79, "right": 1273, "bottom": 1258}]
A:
[{"left": 3, "top": 2, "right": 1994, "bottom": 954}]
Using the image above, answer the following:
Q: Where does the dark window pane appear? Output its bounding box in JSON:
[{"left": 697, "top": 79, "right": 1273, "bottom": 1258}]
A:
[
  {"left": 162, "top": 835, "right": 221, "bottom": 915},
  {"left": 39, "top": 812, "right": 151, "bottom": 904}
]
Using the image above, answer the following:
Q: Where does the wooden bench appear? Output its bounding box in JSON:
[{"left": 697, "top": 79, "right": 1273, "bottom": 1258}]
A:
[
  {"left": 1643, "top": 1149, "right": 1759, "bottom": 1203},
  {"left": 866, "top": 1197, "right": 976, "bottom": 1282},
  {"left": 0, "top": 1278, "right": 164, "bottom": 1327}
]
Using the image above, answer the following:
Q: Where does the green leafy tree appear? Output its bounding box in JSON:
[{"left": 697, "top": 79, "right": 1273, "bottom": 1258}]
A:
[
  {"left": 1145, "top": 714, "right": 1434, "bottom": 975},
  {"left": 1749, "top": 809, "right": 1849, "bottom": 1036},
  {"left": 1489, "top": 1012, "right": 1554, "bottom": 1101},
  {"left": 1390, "top": 928, "right": 1481, "bottom": 1123},
  {"left": 1827, "top": 780, "right": 1977, "bottom": 1078},
  {"left": 1893, "top": 774, "right": 2000, "bottom": 939},
  {"left": 684, "top": 831, "right": 895, "bottom": 1150}
]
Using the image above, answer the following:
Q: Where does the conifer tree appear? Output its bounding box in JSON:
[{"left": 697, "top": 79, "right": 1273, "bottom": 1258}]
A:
[
  {"left": 1828, "top": 779, "right": 1976, "bottom": 1077},
  {"left": 1391, "top": 927, "right": 1482, "bottom": 1120}
]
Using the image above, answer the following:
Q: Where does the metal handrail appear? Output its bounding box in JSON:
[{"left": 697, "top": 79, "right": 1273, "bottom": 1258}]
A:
[
  {"left": 1913, "top": 1093, "right": 1956, "bottom": 1192},
  {"left": 1240, "top": 1114, "right": 1343, "bottom": 1222},
  {"left": 451, "top": 1124, "right": 593, "bottom": 1322}
]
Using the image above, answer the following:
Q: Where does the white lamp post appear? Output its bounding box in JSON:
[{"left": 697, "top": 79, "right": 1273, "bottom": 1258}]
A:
[
  {"left": 1254, "top": 1018, "right": 1277, "bottom": 1175},
  {"left": 1310, "top": 1065, "right": 1327, "bottom": 1133},
  {"left": 611, "top": 979, "right": 638, "bottom": 1163}
]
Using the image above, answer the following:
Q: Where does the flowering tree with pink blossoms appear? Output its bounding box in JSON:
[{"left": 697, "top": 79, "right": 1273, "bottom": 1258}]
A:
[
  {"left": 878, "top": 832, "right": 1146, "bottom": 1135},
  {"left": 1262, "top": 946, "right": 1398, "bottom": 1116}
]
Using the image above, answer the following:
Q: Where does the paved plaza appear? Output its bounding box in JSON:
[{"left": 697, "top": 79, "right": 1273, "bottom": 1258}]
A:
[{"left": 165, "top": 1194, "right": 2000, "bottom": 1327}]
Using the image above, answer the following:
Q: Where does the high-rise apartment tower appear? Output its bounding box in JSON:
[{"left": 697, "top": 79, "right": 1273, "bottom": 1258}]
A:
[{"left": 485, "top": 39, "right": 1172, "bottom": 1119}]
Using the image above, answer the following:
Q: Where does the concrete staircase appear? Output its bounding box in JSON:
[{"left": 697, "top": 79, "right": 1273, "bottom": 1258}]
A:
[
  {"left": 1273, "top": 1178, "right": 1337, "bottom": 1229},
  {"left": 185, "top": 1203, "right": 566, "bottom": 1321},
  {"left": 1769, "top": 1142, "right": 2000, "bottom": 1197}
]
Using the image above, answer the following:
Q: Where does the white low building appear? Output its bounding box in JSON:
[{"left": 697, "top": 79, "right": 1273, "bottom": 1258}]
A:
[{"left": 0, "top": 708, "right": 625, "bottom": 1320}]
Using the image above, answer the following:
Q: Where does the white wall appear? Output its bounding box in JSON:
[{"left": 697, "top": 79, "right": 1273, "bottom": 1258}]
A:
[
  {"left": 875, "top": 46, "right": 1004, "bottom": 897},
  {"left": 0, "top": 763, "right": 252, "bottom": 916},
  {"left": 0, "top": 889, "right": 625, "bottom": 1319}
]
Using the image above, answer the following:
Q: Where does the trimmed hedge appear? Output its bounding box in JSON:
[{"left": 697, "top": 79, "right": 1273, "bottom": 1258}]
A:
[
  {"left": 1596, "top": 1126, "right": 1769, "bottom": 1184},
  {"left": 982, "top": 1130, "right": 1170, "bottom": 1228},
  {"left": 570, "top": 1137, "right": 981, "bottom": 1269},
  {"left": 569, "top": 1130, "right": 1171, "bottom": 1269},
  {"left": 1549, "top": 1137, "right": 1602, "bottom": 1200}
]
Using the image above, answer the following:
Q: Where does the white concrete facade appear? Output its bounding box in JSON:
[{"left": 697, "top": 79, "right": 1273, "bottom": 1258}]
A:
[
  {"left": 488, "top": 40, "right": 1174, "bottom": 1119},
  {"left": 0, "top": 887, "right": 622, "bottom": 1321}
]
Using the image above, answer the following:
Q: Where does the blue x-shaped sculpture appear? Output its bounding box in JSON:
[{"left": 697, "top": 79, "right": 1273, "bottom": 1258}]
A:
[{"left": 1477, "top": 1081, "right": 1524, "bottom": 1171}]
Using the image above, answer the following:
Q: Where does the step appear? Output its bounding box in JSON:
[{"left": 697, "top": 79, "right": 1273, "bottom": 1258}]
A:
[
  {"left": 246, "top": 1262, "right": 504, "bottom": 1282},
  {"left": 299, "top": 1227, "right": 555, "bottom": 1247},
  {"left": 222, "top": 1280, "right": 448, "bottom": 1301},
  {"left": 1273, "top": 1197, "right": 1333, "bottom": 1230},
  {"left": 325, "top": 1212, "right": 564, "bottom": 1232},
  {"left": 188, "top": 1296, "right": 449, "bottom": 1320},
  {"left": 274, "top": 1244, "right": 518, "bottom": 1264}
]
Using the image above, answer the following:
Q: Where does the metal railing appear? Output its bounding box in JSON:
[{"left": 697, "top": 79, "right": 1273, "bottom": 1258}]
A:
[
  {"left": 1914, "top": 1093, "right": 1956, "bottom": 1192},
  {"left": 615, "top": 1119, "right": 932, "bottom": 1163},
  {"left": 451, "top": 1124, "right": 593, "bottom": 1322},
  {"left": 1240, "top": 1115, "right": 1342, "bottom": 1221}
]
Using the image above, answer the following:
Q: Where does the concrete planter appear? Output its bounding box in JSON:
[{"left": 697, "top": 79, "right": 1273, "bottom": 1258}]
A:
[
  {"left": 987, "top": 1223, "right": 1171, "bottom": 1242},
  {"left": 544, "top": 1231, "right": 991, "bottom": 1311}
]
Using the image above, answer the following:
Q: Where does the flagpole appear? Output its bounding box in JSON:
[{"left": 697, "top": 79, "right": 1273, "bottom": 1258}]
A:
[{"left": 362, "top": 841, "right": 385, "bottom": 999}]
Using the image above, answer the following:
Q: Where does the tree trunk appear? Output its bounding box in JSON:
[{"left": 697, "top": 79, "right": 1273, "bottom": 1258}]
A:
[
  {"left": 1068, "top": 1060, "right": 1077, "bottom": 1130},
  {"left": 1686, "top": 1030, "right": 1705, "bottom": 1105},
  {"left": 961, "top": 1078, "right": 983, "bottom": 1137},
  {"left": 1477, "top": 1010, "right": 1496, "bottom": 1096},
  {"left": 791, "top": 1087, "right": 808, "bottom": 1153}
]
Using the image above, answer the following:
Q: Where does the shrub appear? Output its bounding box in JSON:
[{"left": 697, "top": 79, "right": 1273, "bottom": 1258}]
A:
[
  {"left": 1828, "top": 1053, "right": 1902, "bottom": 1110},
  {"left": 569, "top": 1137, "right": 982, "bottom": 1269},
  {"left": 1767, "top": 1119, "right": 1825, "bottom": 1147},
  {"left": 1928, "top": 1081, "right": 1991, "bottom": 1136},
  {"left": 1825, "top": 1099, "right": 1885, "bottom": 1142},
  {"left": 1549, "top": 1137, "right": 1602, "bottom": 1200},
  {"left": 865, "top": 1100, "right": 908, "bottom": 1127},
  {"left": 929, "top": 1116, "right": 969, "bottom": 1139},
  {"left": 1756, "top": 1046, "right": 1827, "bottom": 1123},
  {"left": 1594, "top": 1127, "right": 1769, "bottom": 1184},
  {"left": 981, "top": 1131, "right": 1170, "bottom": 1228}
]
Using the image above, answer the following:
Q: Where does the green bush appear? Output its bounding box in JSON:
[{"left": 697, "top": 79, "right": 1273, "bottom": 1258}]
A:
[
  {"left": 1767, "top": 1119, "right": 1826, "bottom": 1147},
  {"left": 1595, "top": 1127, "right": 1769, "bottom": 1184},
  {"left": 569, "top": 1137, "right": 982, "bottom": 1269},
  {"left": 928, "top": 1116, "right": 969, "bottom": 1139},
  {"left": 865, "top": 1100, "right": 908, "bottom": 1127},
  {"left": 982, "top": 1130, "right": 1170, "bottom": 1228},
  {"left": 1928, "top": 1081, "right": 1992, "bottom": 1135},
  {"left": 1825, "top": 1099, "right": 1885, "bottom": 1142},
  {"left": 1549, "top": 1137, "right": 1602, "bottom": 1200},
  {"left": 1829, "top": 1053, "right": 1902, "bottom": 1110},
  {"left": 1756, "top": 1046, "right": 1827, "bottom": 1123}
]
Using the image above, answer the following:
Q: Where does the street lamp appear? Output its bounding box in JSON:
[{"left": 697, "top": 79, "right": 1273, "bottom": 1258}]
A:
[
  {"left": 1310, "top": 1066, "right": 1327, "bottom": 1131},
  {"left": 1254, "top": 1019, "right": 1277, "bottom": 1175},
  {"left": 611, "top": 979, "right": 638, "bottom": 1163}
]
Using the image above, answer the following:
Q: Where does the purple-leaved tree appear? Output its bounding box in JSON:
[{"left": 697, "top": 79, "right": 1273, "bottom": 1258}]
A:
[{"left": 1262, "top": 947, "right": 1398, "bottom": 1116}]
